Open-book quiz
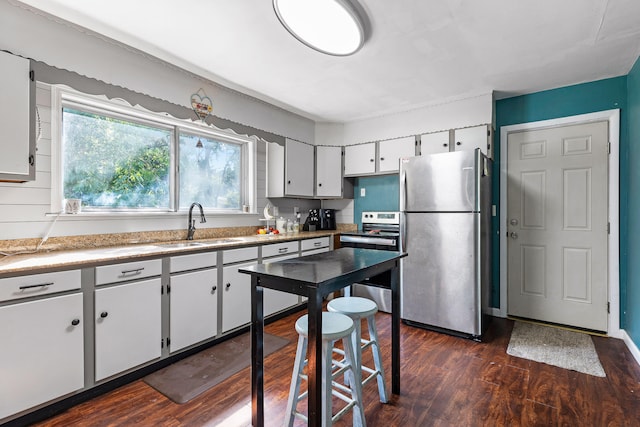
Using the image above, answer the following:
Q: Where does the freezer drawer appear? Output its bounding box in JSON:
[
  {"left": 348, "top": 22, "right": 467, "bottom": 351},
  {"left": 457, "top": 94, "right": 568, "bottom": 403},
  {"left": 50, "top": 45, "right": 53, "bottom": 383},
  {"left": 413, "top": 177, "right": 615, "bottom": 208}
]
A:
[{"left": 401, "top": 212, "right": 482, "bottom": 336}]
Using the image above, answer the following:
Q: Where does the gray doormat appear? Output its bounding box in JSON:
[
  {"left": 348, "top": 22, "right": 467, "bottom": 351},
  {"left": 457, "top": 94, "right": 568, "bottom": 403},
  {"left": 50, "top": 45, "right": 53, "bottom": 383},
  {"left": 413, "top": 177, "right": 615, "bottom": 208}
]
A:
[
  {"left": 144, "top": 333, "right": 289, "bottom": 403},
  {"left": 506, "top": 321, "right": 606, "bottom": 377}
]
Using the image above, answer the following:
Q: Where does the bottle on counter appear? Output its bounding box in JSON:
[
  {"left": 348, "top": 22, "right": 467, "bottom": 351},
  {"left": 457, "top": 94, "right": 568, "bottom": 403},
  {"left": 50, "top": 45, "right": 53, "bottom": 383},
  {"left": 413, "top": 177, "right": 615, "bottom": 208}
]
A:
[
  {"left": 276, "top": 217, "right": 286, "bottom": 234},
  {"left": 293, "top": 213, "right": 301, "bottom": 233},
  {"left": 286, "top": 218, "right": 293, "bottom": 233}
]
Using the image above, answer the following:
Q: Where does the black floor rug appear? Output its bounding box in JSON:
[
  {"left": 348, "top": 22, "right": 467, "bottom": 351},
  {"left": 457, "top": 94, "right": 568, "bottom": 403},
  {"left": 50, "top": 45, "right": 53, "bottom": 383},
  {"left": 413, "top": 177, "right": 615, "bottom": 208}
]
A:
[{"left": 144, "top": 333, "right": 289, "bottom": 403}]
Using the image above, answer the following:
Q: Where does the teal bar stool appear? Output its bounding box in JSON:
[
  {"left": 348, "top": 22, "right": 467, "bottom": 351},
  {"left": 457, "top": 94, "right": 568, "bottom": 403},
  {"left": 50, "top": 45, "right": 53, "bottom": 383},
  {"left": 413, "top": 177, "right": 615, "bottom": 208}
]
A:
[
  {"left": 284, "top": 312, "right": 366, "bottom": 427},
  {"left": 327, "top": 296, "right": 389, "bottom": 403}
]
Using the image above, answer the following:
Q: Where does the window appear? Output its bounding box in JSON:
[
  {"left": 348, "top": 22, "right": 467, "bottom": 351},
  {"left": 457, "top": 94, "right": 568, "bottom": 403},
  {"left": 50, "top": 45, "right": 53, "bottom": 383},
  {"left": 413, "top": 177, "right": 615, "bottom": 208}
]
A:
[{"left": 57, "top": 89, "right": 255, "bottom": 214}]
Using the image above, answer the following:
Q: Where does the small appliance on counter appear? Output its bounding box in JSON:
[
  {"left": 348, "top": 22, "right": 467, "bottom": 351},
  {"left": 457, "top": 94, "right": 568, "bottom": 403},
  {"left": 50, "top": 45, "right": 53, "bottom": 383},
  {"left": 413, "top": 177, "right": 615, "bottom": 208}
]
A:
[{"left": 303, "top": 208, "right": 336, "bottom": 231}]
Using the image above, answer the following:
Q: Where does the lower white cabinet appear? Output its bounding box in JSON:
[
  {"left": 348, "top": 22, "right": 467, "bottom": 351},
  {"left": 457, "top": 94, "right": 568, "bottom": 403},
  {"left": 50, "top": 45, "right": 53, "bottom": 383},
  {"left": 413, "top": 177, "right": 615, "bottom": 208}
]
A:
[
  {"left": 94, "top": 278, "right": 162, "bottom": 381},
  {"left": 262, "top": 252, "right": 300, "bottom": 316},
  {"left": 222, "top": 261, "right": 256, "bottom": 333},
  {"left": 169, "top": 268, "right": 218, "bottom": 352},
  {"left": 0, "top": 293, "right": 84, "bottom": 420}
]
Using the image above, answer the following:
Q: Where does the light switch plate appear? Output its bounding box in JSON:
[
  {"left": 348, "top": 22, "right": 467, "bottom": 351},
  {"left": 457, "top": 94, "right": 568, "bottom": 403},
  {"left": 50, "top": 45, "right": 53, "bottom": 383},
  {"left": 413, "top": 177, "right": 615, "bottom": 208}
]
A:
[{"left": 360, "top": 188, "right": 366, "bottom": 197}]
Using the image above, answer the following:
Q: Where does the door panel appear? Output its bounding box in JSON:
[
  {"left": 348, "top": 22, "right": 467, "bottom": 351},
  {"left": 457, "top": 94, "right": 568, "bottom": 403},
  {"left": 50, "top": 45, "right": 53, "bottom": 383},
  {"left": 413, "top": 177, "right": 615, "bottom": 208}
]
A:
[{"left": 507, "top": 121, "right": 608, "bottom": 331}]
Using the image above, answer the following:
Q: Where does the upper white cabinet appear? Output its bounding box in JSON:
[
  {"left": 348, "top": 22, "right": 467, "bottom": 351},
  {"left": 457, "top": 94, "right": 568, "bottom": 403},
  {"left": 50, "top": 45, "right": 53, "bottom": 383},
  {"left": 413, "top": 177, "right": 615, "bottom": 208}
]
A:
[
  {"left": 267, "top": 139, "right": 314, "bottom": 198},
  {"left": 378, "top": 136, "right": 416, "bottom": 173},
  {"left": 453, "top": 125, "right": 491, "bottom": 156},
  {"left": 344, "top": 143, "right": 376, "bottom": 176},
  {"left": 0, "top": 51, "right": 35, "bottom": 182},
  {"left": 420, "top": 125, "right": 491, "bottom": 158},
  {"left": 420, "top": 131, "right": 451, "bottom": 156},
  {"left": 345, "top": 138, "right": 417, "bottom": 176},
  {"left": 315, "top": 145, "right": 343, "bottom": 198},
  {"left": 285, "top": 139, "right": 314, "bottom": 197}
]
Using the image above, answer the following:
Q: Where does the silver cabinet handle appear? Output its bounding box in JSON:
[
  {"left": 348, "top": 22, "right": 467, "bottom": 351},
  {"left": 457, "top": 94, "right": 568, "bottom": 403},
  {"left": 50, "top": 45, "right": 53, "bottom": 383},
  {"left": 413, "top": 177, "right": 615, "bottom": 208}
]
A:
[
  {"left": 278, "top": 247, "right": 288, "bottom": 253},
  {"left": 314, "top": 242, "right": 321, "bottom": 247}
]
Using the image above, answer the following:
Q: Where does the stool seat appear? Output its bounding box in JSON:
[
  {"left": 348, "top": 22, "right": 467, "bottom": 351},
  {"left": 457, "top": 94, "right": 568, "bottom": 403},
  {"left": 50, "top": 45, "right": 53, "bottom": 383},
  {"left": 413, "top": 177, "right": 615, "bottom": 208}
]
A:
[
  {"left": 327, "top": 296, "right": 378, "bottom": 319},
  {"left": 295, "top": 312, "right": 354, "bottom": 340}
]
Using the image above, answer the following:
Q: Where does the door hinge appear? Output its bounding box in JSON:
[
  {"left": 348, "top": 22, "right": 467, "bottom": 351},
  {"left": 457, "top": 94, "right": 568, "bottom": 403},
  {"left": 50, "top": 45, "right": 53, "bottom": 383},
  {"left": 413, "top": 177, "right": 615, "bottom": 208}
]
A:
[
  {"left": 167, "top": 337, "right": 171, "bottom": 347},
  {"left": 29, "top": 70, "right": 34, "bottom": 81},
  {"left": 167, "top": 284, "right": 171, "bottom": 294},
  {"left": 161, "top": 338, "right": 164, "bottom": 348},
  {"left": 608, "top": 142, "right": 611, "bottom": 154},
  {"left": 607, "top": 222, "right": 610, "bottom": 234},
  {"left": 607, "top": 302, "right": 610, "bottom": 314}
]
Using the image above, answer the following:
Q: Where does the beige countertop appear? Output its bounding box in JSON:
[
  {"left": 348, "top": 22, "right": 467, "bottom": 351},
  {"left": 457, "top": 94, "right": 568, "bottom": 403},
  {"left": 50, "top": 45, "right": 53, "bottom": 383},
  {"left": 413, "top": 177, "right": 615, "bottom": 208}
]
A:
[{"left": 0, "top": 230, "right": 340, "bottom": 278}]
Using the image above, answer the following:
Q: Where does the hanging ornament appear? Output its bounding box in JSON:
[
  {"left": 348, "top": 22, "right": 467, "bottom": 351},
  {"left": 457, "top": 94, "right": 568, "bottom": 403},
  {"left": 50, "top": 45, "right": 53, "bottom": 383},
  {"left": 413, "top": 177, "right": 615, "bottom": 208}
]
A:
[{"left": 191, "top": 88, "right": 213, "bottom": 122}]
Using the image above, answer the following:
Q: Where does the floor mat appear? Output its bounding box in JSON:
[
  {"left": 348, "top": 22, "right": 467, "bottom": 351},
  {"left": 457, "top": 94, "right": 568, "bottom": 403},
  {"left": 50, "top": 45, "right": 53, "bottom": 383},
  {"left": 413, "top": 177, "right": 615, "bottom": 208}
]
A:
[
  {"left": 144, "top": 332, "right": 289, "bottom": 403},
  {"left": 506, "top": 321, "right": 606, "bottom": 377}
]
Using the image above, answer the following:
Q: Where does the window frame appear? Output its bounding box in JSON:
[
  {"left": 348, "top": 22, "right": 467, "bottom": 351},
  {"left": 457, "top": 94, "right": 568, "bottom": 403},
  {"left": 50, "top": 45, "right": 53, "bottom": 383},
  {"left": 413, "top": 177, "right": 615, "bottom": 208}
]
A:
[{"left": 51, "top": 86, "right": 256, "bottom": 216}]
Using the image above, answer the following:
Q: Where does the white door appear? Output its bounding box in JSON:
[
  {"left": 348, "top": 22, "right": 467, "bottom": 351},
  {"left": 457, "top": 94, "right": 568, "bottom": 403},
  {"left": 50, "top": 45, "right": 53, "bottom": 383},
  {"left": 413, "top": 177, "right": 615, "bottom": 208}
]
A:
[
  {"left": 420, "top": 131, "right": 450, "bottom": 155},
  {"left": 507, "top": 121, "right": 608, "bottom": 331},
  {"left": 316, "top": 145, "right": 343, "bottom": 197},
  {"left": 454, "top": 125, "right": 490, "bottom": 157},
  {"left": 285, "top": 139, "right": 314, "bottom": 197},
  {"left": 344, "top": 143, "right": 376, "bottom": 176},
  {"left": 222, "top": 261, "right": 256, "bottom": 332}
]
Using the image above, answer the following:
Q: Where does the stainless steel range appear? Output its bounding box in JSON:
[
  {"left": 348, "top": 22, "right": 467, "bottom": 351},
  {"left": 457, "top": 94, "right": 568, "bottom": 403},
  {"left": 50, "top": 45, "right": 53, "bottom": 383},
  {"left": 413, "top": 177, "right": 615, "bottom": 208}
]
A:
[{"left": 339, "top": 211, "right": 400, "bottom": 312}]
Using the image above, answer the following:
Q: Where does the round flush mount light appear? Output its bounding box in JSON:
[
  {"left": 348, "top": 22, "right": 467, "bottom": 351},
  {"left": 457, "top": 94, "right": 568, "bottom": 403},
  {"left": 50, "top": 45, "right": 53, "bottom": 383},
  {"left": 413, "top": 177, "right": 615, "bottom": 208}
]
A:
[{"left": 273, "top": 0, "right": 368, "bottom": 56}]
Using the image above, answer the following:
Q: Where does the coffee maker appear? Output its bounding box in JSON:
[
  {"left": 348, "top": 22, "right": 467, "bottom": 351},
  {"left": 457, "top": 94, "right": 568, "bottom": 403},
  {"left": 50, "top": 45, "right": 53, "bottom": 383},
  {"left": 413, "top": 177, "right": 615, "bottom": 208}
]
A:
[
  {"left": 303, "top": 209, "right": 320, "bottom": 231},
  {"left": 319, "top": 208, "right": 336, "bottom": 230}
]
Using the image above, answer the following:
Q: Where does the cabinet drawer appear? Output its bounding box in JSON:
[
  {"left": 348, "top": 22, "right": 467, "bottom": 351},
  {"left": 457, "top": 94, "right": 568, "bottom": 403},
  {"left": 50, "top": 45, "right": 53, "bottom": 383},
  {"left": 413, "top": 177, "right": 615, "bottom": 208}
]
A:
[
  {"left": 170, "top": 252, "right": 217, "bottom": 273},
  {"left": 95, "top": 259, "right": 162, "bottom": 286},
  {"left": 301, "top": 237, "right": 330, "bottom": 252},
  {"left": 262, "top": 241, "right": 299, "bottom": 258},
  {"left": 0, "top": 270, "right": 81, "bottom": 303},
  {"left": 223, "top": 247, "right": 258, "bottom": 265}
]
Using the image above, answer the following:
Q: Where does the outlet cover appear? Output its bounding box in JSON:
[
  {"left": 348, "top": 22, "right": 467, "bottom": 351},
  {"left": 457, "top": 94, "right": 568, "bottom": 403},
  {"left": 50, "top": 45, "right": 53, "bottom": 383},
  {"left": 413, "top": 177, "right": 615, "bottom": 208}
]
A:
[{"left": 360, "top": 188, "right": 366, "bottom": 197}]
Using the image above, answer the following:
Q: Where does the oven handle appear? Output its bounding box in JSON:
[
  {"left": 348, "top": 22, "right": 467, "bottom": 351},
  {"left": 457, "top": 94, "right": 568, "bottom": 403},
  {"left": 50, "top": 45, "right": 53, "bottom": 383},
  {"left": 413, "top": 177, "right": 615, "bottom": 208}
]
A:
[{"left": 340, "top": 236, "right": 397, "bottom": 246}]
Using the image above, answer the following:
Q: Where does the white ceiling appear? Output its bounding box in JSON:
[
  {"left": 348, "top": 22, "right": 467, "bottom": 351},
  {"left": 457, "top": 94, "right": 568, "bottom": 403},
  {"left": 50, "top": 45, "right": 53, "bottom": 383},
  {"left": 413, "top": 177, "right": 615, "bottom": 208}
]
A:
[{"left": 15, "top": 0, "right": 640, "bottom": 123}]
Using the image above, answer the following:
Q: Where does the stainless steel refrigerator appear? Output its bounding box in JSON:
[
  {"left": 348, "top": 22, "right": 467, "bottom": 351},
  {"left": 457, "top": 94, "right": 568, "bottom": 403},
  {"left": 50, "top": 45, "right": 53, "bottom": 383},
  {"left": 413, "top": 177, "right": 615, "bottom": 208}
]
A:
[{"left": 399, "top": 149, "right": 492, "bottom": 340}]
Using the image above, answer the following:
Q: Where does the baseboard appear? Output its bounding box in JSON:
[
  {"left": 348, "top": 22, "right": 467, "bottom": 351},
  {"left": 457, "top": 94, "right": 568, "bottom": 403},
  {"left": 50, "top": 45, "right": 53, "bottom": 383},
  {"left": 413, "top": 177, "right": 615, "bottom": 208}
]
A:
[{"left": 621, "top": 329, "right": 640, "bottom": 367}]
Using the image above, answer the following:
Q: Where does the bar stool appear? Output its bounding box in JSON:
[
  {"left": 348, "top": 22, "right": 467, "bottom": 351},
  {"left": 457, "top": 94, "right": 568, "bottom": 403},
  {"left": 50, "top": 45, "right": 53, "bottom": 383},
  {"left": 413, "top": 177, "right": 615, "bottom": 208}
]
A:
[
  {"left": 327, "top": 297, "right": 389, "bottom": 403},
  {"left": 284, "top": 312, "right": 366, "bottom": 427}
]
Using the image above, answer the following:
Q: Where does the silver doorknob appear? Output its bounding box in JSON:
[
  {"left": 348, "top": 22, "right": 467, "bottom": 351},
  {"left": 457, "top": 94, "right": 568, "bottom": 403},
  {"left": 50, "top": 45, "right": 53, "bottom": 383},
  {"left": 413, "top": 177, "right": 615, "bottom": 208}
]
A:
[
  {"left": 510, "top": 219, "right": 519, "bottom": 226},
  {"left": 510, "top": 232, "right": 518, "bottom": 239}
]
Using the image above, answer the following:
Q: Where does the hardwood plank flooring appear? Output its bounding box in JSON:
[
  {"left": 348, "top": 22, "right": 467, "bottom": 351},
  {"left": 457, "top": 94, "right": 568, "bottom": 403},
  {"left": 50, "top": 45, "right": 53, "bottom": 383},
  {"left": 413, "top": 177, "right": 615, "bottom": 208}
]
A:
[{"left": 32, "top": 312, "right": 640, "bottom": 426}]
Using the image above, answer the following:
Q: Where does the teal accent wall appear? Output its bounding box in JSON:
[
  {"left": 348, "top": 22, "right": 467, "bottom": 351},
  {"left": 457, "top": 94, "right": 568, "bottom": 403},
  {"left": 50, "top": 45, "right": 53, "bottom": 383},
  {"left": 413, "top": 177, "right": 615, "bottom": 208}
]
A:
[
  {"left": 626, "top": 57, "right": 640, "bottom": 344},
  {"left": 353, "top": 175, "right": 399, "bottom": 229},
  {"left": 494, "top": 76, "right": 629, "bottom": 325}
]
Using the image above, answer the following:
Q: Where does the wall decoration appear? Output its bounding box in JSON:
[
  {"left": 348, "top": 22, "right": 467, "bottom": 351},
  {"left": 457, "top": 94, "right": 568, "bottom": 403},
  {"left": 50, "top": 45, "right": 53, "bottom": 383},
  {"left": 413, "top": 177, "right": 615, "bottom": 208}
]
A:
[{"left": 191, "top": 88, "right": 213, "bottom": 122}]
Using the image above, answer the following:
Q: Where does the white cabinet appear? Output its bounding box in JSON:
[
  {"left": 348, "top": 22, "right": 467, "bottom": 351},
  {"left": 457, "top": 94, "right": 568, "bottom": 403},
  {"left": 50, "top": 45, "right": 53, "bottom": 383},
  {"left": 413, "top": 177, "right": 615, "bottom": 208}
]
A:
[
  {"left": 0, "top": 293, "right": 83, "bottom": 420},
  {"left": 262, "top": 242, "right": 300, "bottom": 316},
  {"left": 222, "top": 261, "right": 256, "bottom": 332},
  {"left": 344, "top": 143, "right": 376, "bottom": 176},
  {"left": 345, "top": 137, "right": 417, "bottom": 176},
  {"left": 420, "top": 131, "right": 451, "bottom": 155},
  {"left": 315, "top": 145, "right": 343, "bottom": 198},
  {"left": 169, "top": 268, "right": 218, "bottom": 352},
  {"left": 221, "top": 247, "right": 258, "bottom": 333},
  {"left": 420, "top": 126, "right": 491, "bottom": 157},
  {"left": 0, "top": 51, "right": 35, "bottom": 182},
  {"left": 378, "top": 136, "right": 416, "bottom": 173},
  {"left": 94, "top": 278, "right": 162, "bottom": 381},
  {"left": 266, "top": 139, "right": 314, "bottom": 198},
  {"left": 285, "top": 139, "right": 314, "bottom": 197},
  {"left": 453, "top": 125, "right": 491, "bottom": 156}
]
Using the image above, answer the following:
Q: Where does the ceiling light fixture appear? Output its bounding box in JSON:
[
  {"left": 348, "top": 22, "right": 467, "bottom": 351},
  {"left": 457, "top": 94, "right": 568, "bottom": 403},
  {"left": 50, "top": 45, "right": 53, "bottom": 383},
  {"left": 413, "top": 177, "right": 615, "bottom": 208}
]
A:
[{"left": 273, "top": 0, "right": 368, "bottom": 56}]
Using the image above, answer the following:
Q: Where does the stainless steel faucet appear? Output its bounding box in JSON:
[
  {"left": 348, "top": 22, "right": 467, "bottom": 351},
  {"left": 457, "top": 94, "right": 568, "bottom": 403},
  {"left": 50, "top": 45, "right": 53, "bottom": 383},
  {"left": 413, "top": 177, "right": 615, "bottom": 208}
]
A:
[{"left": 187, "top": 202, "right": 206, "bottom": 240}]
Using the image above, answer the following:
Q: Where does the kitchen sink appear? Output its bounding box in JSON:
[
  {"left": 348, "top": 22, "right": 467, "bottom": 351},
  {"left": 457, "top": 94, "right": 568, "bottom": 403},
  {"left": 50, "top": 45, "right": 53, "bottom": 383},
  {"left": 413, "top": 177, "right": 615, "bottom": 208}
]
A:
[{"left": 156, "top": 241, "right": 209, "bottom": 249}]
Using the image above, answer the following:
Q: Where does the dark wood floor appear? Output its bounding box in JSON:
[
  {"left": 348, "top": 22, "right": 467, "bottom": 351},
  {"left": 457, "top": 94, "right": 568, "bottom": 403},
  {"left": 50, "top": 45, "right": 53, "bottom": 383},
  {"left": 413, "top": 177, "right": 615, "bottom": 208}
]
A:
[{"left": 32, "top": 311, "right": 640, "bottom": 427}]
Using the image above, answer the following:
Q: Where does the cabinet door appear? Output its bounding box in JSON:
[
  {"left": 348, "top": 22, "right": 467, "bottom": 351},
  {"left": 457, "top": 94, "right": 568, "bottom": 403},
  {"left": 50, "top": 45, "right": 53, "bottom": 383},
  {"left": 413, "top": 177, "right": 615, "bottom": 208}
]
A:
[
  {"left": 262, "top": 253, "right": 300, "bottom": 316},
  {"left": 453, "top": 125, "right": 489, "bottom": 155},
  {"left": 315, "top": 146, "right": 343, "bottom": 197},
  {"left": 266, "top": 141, "right": 285, "bottom": 198},
  {"left": 420, "top": 131, "right": 451, "bottom": 155},
  {"left": 285, "top": 139, "right": 314, "bottom": 197},
  {"left": 170, "top": 268, "right": 218, "bottom": 353},
  {"left": 344, "top": 143, "right": 376, "bottom": 176},
  {"left": 0, "top": 51, "right": 35, "bottom": 181},
  {"left": 222, "top": 261, "right": 257, "bottom": 332},
  {"left": 95, "top": 279, "right": 161, "bottom": 381},
  {"left": 378, "top": 136, "right": 416, "bottom": 173},
  {"left": 0, "top": 294, "right": 83, "bottom": 420}
]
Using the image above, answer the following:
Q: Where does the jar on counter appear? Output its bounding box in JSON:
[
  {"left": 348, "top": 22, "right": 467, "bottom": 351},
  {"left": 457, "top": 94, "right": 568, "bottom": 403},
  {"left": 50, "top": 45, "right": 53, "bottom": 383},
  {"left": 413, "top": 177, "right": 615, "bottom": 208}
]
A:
[
  {"left": 276, "top": 217, "right": 286, "bottom": 234},
  {"left": 286, "top": 218, "right": 293, "bottom": 233}
]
